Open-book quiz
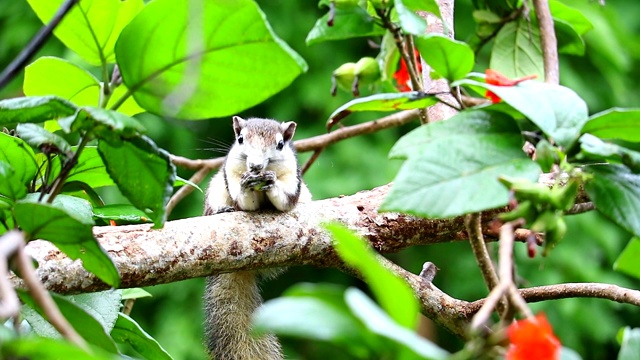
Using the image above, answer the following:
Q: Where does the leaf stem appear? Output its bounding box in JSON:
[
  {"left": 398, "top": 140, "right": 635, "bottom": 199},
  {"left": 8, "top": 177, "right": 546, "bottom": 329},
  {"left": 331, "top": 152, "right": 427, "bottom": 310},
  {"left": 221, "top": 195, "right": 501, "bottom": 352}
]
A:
[{"left": 46, "top": 135, "right": 91, "bottom": 203}]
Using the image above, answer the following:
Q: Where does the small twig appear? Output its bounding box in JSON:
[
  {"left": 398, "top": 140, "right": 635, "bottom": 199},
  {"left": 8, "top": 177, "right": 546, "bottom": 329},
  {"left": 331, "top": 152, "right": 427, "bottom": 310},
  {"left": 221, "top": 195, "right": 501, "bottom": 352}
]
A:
[
  {"left": 465, "top": 214, "right": 500, "bottom": 291},
  {"left": 533, "top": 0, "right": 559, "bottom": 84},
  {"left": 301, "top": 148, "right": 324, "bottom": 176},
  {"left": 0, "top": 231, "right": 22, "bottom": 319},
  {"left": 122, "top": 298, "right": 136, "bottom": 316},
  {"left": 166, "top": 166, "right": 213, "bottom": 217},
  {"left": 15, "top": 232, "right": 88, "bottom": 350},
  {"left": 0, "top": 0, "right": 80, "bottom": 90}
]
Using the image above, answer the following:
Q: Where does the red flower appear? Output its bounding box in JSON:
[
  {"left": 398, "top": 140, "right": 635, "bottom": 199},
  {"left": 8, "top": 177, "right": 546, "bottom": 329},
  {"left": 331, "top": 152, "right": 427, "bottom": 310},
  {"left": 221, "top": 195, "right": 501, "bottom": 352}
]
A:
[
  {"left": 394, "top": 50, "right": 422, "bottom": 92},
  {"left": 484, "top": 69, "right": 537, "bottom": 103},
  {"left": 506, "top": 313, "right": 561, "bottom": 360}
]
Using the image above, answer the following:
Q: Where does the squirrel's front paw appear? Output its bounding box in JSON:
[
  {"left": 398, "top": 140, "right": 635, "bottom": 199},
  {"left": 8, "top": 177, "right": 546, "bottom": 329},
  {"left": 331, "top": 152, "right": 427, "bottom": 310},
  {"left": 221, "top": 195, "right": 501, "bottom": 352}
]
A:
[
  {"left": 241, "top": 171, "right": 272, "bottom": 191},
  {"left": 260, "top": 171, "right": 276, "bottom": 190}
]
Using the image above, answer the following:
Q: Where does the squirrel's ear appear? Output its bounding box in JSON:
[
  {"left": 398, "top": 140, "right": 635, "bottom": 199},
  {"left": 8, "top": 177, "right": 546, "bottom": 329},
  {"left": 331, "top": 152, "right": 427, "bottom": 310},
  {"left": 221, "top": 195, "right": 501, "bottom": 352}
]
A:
[
  {"left": 281, "top": 121, "right": 297, "bottom": 142},
  {"left": 232, "top": 116, "right": 246, "bottom": 136}
]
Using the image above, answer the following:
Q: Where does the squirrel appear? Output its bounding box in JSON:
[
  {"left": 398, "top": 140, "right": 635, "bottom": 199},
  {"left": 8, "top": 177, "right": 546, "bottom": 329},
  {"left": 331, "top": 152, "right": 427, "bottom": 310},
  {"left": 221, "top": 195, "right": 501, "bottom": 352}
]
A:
[{"left": 203, "top": 116, "right": 311, "bottom": 360}]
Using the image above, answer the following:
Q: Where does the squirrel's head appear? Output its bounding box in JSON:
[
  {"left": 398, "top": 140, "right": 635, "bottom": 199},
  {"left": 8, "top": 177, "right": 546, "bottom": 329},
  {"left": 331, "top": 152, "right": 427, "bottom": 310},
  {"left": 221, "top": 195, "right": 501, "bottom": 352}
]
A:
[{"left": 231, "top": 116, "right": 297, "bottom": 173}]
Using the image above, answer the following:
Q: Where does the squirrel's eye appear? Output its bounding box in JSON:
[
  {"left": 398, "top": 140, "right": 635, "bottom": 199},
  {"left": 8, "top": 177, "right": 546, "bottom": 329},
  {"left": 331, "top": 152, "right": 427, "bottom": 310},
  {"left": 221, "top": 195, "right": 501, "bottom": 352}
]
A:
[
  {"left": 237, "top": 135, "right": 243, "bottom": 144},
  {"left": 276, "top": 140, "right": 284, "bottom": 151}
]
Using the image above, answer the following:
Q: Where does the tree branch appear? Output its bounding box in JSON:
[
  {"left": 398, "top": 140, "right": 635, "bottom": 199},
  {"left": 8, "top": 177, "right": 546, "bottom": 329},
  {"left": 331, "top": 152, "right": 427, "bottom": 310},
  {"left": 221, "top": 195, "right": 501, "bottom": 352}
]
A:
[{"left": 533, "top": 0, "right": 560, "bottom": 84}]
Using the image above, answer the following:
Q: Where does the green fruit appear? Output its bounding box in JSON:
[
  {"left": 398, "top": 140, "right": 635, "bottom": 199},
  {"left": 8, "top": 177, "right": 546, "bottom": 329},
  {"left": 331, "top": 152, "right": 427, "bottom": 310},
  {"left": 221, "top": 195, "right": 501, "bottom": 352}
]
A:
[
  {"left": 549, "top": 179, "right": 579, "bottom": 211},
  {"left": 543, "top": 216, "right": 566, "bottom": 256},
  {"left": 499, "top": 200, "right": 535, "bottom": 223},
  {"left": 354, "top": 57, "right": 381, "bottom": 86},
  {"left": 332, "top": 62, "right": 357, "bottom": 93}
]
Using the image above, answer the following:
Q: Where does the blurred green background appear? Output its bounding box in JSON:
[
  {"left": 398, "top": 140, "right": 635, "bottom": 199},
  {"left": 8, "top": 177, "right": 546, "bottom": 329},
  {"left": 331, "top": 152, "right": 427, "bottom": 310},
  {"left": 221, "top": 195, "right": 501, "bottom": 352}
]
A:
[{"left": 1, "top": 0, "right": 639, "bottom": 359}]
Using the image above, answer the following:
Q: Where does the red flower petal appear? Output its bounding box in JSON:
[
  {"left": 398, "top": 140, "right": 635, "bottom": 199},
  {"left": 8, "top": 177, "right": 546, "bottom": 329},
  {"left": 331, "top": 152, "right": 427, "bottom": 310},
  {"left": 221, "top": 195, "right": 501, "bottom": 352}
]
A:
[
  {"left": 393, "top": 50, "right": 422, "bottom": 92},
  {"left": 506, "top": 313, "right": 561, "bottom": 360}
]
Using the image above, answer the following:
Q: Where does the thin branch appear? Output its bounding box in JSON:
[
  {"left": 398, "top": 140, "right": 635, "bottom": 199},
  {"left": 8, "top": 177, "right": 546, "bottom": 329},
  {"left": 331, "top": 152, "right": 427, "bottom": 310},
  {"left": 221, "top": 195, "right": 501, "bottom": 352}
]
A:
[
  {"left": 0, "top": 0, "right": 80, "bottom": 90},
  {"left": 465, "top": 213, "right": 500, "bottom": 291},
  {"left": 301, "top": 148, "right": 324, "bottom": 176},
  {"left": 14, "top": 232, "right": 88, "bottom": 350},
  {"left": 533, "top": 0, "right": 560, "bottom": 84}
]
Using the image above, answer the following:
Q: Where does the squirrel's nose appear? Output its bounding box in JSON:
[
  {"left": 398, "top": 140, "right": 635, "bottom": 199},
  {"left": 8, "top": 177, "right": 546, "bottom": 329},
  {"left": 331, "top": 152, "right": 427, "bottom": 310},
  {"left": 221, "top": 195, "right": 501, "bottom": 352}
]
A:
[{"left": 249, "top": 163, "right": 264, "bottom": 172}]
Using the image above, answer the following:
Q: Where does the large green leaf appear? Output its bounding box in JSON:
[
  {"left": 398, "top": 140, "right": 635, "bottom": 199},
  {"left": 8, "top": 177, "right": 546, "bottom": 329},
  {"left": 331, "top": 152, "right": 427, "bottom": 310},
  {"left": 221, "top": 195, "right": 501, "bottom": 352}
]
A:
[
  {"left": 585, "top": 164, "right": 640, "bottom": 237},
  {"left": 0, "top": 161, "right": 28, "bottom": 205},
  {"left": 26, "top": 0, "right": 144, "bottom": 65},
  {"left": 326, "top": 223, "right": 419, "bottom": 330},
  {"left": 98, "top": 136, "right": 175, "bottom": 228},
  {"left": 24, "top": 57, "right": 144, "bottom": 116},
  {"left": 114, "top": 0, "right": 307, "bottom": 119},
  {"left": 111, "top": 313, "right": 173, "bottom": 360},
  {"left": 0, "top": 96, "right": 76, "bottom": 125},
  {"left": 414, "top": 34, "right": 474, "bottom": 82},
  {"left": 549, "top": 0, "right": 593, "bottom": 35},
  {"left": 19, "top": 290, "right": 118, "bottom": 354},
  {"left": 381, "top": 110, "right": 540, "bottom": 218},
  {"left": 306, "top": 5, "right": 385, "bottom": 46},
  {"left": 457, "top": 79, "right": 589, "bottom": 148},
  {"left": 328, "top": 92, "right": 437, "bottom": 123},
  {"left": 581, "top": 108, "right": 640, "bottom": 142},
  {"left": 0, "top": 132, "right": 38, "bottom": 186},
  {"left": 490, "top": 18, "right": 544, "bottom": 80},
  {"left": 614, "top": 237, "right": 640, "bottom": 280},
  {"left": 13, "top": 200, "right": 120, "bottom": 287},
  {"left": 345, "top": 288, "right": 449, "bottom": 360},
  {"left": 0, "top": 337, "right": 117, "bottom": 360}
]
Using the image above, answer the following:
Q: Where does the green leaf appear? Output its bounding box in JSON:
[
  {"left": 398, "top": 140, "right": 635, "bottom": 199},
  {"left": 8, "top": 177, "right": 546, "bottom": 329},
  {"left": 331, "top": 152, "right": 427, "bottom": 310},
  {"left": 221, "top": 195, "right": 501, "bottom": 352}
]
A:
[
  {"left": 614, "top": 237, "right": 640, "bottom": 280},
  {"left": 0, "top": 96, "right": 77, "bottom": 125},
  {"left": 554, "top": 18, "right": 585, "bottom": 56},
  {"left": 0, "top": 161, "right": 28, "bottom": 204},
  {"left": 306, "top": 6, "right": 385, "bottom": 46},
  {"left": 395, "top": 0, "right": 442, "bottom": 36},
  {"left": 579, "top": 134, "right": 640, "bottom": 172},
  {"left": 560, "top": 347, "right": 584, "bottom": 360},
  {"left": 111, "top": 313, "right": 174, "bottom": 360},
  {"left": 19, "top": 290, "right": 119, "bottom": 354},
  {"left": 325, "top": 223, "right": 419, "bottom": 329},
  {"left": 382, "top": 110, "right": 540, "bottom": 218},
  {"left": 490, "top": 18, "right": 544, "bottom": 80},
  {"left": 59, "top": 106, "right": 145, "bottom": 142},
  {"left": 585, "top": 164, "right": 640, "bottom": 237},
  {"left": 15, "top": 123, "right": 72, "bottom": 155},
  {"left": 549, "top": 0, "right": 593, "bottom": 35},
  {"left": 414, "top": 34, "right": 474, "bottom": 82},
  {"left": 0, "top": 132, "right": 38, "bottom": 185},
  {"left": 582, "top": 108, "right": 640, "bottom": 142},
  {"left": 328, "top": 92, "right": 438, "bottom": 123},
  {"left": 115, "top": 0, "right": 307, "bottom": 119},
  {"left": 24, "top": 57, "right": 144, "bottom": 116},
  {"left": 1, "top": 337, "right": 117, "bottom": 360},
  {"left": 618, "top": 327, "right": 640, "bottom": 360},
  {"left": 93, "top": 204, "right": 153, "bottom": 225},
  {"left": 26, "top": 0, "right": 144, "bottom": 65},
  {"left": 13, "top": 200, "right": 120, "bottom": 287},
  {"left": 174, "top": 176, "right": 203, "bottom": 193},
  {"left": 121, "top": 288, "right": 152, "bottom": 300},
  {"left": 457, "top": 79, "right": 589, "bottom": 148},
  {"left": 345, "top": 288, "right": 449, "bottom": 360},
  {"left": 98, "top": 136, "right": 175, "bottom": 228},
  {"left": 472, "top": 10, "right": 502, "bottom": 24}
]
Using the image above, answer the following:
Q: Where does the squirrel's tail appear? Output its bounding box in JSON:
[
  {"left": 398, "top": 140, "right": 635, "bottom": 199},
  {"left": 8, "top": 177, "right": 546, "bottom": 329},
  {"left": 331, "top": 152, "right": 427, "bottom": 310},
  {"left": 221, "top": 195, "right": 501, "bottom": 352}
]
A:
[{"left": 203, "top": 271, "right": 283, "bottom": 360}]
